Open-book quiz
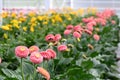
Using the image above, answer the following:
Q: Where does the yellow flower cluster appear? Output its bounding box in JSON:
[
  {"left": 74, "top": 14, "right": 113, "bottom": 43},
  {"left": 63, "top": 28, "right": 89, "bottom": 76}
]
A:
[
  {"left": 0, "top": 7, "right": 97, "bottom": 39},
  {"left": 1, "top": 25, "right": 12, "bottom": 31}
]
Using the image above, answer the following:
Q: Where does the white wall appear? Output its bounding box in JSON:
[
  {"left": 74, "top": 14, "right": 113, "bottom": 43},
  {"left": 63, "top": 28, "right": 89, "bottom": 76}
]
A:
[
  {"left": 0, "top": 0, "right": 2, "bottom": 25},
  {"left": 2, "top": 0, "right": 120, "bottom": 16},
  {"left": 72, "top": 0, "right": 120, "bottom": 16}
]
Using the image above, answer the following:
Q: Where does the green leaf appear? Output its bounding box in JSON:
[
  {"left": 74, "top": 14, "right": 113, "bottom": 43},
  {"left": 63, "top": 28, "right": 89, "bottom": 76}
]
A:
[
  {"left": 0, "top": 75, "right": 6, "bottom": 80},
  {"left": 89, "top": 69, "right": 100, "bottom": 77},
  {"left": 90, "top": 51, "right": 99, "bottom": 58},
  {"left": 4, "top": 78, "right": 18, "bottom": 80},
  {"left": 92, "top": 58, "right": 100, "bottom": 66},
  {"left": 25, "top": 74, "right": 32, "bottom": 80},
  {"left": 66, "top": 67, "right": 95, "bottom": 80},
  {"left": 81, "top": 60, "right": 94, "bottom": 70},
  {"left": 58, "top": 58, "right": 73, "bottom": 65},
  {"left": 95, "top": 64, "right": 109, "bottom": 71},
  {"left": 0, "top": 62, "right": 9, "bottom": 68},
  {"left": 76, "top": 59, "right": 82, "bottom": 66},
  {"left": 1, "top": 69, "right": 21, "bottom": 80},
  {"left": 22, "top": 62, "right": 34, "bottom": 75},
  {"left": 107, "top": 72, "right": 120, "bottom": 79}
]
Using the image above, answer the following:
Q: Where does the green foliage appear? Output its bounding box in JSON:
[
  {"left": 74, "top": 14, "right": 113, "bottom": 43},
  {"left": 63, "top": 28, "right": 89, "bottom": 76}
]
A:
[{"left": 0, "top": 10, "right": 120, "bottom": 80}]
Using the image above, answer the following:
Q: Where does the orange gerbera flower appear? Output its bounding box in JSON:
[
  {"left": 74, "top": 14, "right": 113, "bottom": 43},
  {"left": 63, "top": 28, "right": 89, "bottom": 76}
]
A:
[{"left": 36, "top": 67, "right": 50, "bottom": 80}]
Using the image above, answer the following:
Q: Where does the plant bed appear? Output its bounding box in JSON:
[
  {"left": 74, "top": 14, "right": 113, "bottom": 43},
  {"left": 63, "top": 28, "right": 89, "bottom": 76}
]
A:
[{"left": 0, "top": 8, "right": 120, "bottom": 80}]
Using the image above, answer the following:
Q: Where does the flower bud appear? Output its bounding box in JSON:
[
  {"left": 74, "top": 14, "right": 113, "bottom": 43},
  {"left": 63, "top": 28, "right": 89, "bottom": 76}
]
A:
[
  {"left": 87, "top": 44, "right": 94, "bottom": 50},
  {"left": 37, "top": 67, "right": 50, "bottom": 80}
]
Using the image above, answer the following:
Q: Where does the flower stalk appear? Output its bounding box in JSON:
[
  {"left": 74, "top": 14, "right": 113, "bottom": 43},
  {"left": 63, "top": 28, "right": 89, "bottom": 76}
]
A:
[{"left": 21, "top": 58, "right": 24, "bottom": 80}]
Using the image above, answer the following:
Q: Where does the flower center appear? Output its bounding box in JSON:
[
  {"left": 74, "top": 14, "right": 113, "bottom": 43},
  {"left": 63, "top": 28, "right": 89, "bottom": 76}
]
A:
[
  {"left": 35, "top": 53, "right": 40, "bottom": 58},
  {"left": 30, "top": 47, "right": 34, "bottom": 51},
  {"left": 20, "top": 47, "right": 25, "bottom": 51}
]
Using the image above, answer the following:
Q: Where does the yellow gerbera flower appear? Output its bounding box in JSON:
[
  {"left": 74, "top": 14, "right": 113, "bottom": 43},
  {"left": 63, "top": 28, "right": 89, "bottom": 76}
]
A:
[
  {"left": 3, "top": 33, "right": 8, "bottom": 39},
  {"left": 23, "top": 27, "right": 27, "bottom": 31},
  {"left": 30, "top": 26, "right": 34, "bottom": 32},
  {"left": 1, "top": 25, "right": 10, "bottom": 31}
]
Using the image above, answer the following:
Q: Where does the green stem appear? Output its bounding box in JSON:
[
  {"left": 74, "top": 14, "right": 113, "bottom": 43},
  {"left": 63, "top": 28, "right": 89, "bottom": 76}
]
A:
[
  {"left": 118, "top": 28, "right": 120, "bottom": 42},
  {"left": 33, "top": 64, "right": 36, "bottom": 80},
  {"left": 21, "top": 58, "right": 24, "bottom": 80}
]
